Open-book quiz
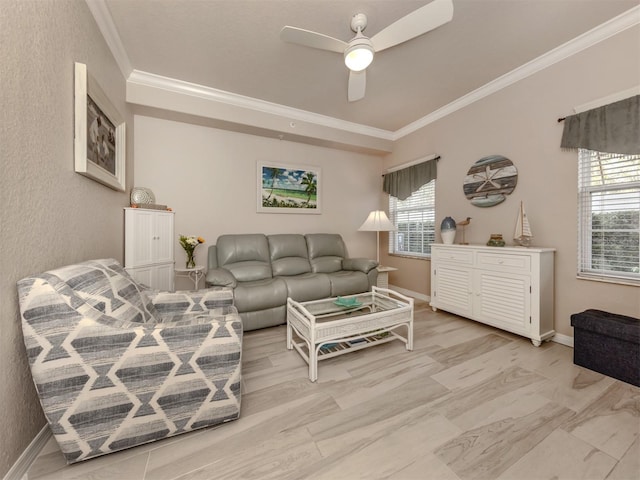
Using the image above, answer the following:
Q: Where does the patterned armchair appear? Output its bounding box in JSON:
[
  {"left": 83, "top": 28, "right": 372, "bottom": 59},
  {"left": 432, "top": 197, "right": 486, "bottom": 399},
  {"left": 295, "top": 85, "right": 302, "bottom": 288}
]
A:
[{"left": 17, "top": 258, "right": 242, "bottom": 464}]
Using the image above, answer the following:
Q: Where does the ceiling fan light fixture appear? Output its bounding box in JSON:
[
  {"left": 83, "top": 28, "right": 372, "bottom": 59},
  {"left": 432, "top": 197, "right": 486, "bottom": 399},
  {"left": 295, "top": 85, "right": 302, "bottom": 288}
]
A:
[
  {"left": 282, "top": 0, "right": 454, "bottom": 100},
  {"left": 344, "top": 42, "right": 374, "bottom": 72}
]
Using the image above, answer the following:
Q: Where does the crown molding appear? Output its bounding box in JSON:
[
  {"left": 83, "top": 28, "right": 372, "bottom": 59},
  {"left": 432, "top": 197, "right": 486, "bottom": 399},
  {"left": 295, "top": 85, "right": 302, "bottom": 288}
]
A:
[
  {"left": 127, "top": 70, "right": 395, "bottom": 141},
  {"left": 85, "top": 0, "right": 132, "bottom": 78},
  {"left": 89, "top": 0, "right": 638, "bottom": 144},
  {"left": 394, "top": 5, "right": 640, "bottom": 140}
]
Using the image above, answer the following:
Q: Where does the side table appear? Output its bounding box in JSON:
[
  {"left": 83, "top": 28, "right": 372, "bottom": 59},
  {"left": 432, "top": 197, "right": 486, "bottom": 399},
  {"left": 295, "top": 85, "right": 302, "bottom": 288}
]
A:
[
  {"left": 376, "top": 266, "right": 398, "bottom": 289},
  {"left": 175, "top": 265, "right": 205, "bottom": 291}
]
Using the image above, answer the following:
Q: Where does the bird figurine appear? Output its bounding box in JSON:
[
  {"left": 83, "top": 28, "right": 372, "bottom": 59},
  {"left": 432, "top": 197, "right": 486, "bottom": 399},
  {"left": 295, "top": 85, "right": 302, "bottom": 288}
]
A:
[{"left": 457, "top": 217, "right": 471, "bottom": 244}]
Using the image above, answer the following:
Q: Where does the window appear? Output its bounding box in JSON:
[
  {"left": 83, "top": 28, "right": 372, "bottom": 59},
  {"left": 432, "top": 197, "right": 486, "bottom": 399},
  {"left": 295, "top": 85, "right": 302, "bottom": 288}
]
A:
[
  {"left": 388, "top": 180, "right": 435, "bottom": 257},
  {"left": 578, "top": 149, "right": 640, "bottom": 284}
]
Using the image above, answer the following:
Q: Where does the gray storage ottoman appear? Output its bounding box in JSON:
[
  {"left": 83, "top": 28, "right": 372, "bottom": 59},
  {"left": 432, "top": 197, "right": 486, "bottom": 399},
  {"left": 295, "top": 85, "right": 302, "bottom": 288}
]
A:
[{"left": 570, "top": 309, "right": 640, "bottom": 387}]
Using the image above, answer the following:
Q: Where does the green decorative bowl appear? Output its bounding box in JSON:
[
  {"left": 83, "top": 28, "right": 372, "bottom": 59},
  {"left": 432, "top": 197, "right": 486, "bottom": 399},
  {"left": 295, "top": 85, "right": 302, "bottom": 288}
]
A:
[{"left": 334, "top": 297, "right": 362, "bottom": 308}]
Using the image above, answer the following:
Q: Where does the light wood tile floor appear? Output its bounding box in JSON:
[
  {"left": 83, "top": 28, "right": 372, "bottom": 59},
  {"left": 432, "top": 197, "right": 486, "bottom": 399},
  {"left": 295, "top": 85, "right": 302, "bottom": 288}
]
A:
[{"left": 26, "top": 301, "right": 640, "bottom": 480}]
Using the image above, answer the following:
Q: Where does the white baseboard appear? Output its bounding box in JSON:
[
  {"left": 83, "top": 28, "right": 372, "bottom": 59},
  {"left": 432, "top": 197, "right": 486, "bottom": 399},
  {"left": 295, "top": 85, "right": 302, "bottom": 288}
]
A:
[
  {"left": 387, "top": 284, "right": 430, "bottom": 303},
  {"left": 3, "top": 425, "right": 51, "bottom": 480},
  {"left": 551, "top": 332, "right": 574, "bottom": 348}
]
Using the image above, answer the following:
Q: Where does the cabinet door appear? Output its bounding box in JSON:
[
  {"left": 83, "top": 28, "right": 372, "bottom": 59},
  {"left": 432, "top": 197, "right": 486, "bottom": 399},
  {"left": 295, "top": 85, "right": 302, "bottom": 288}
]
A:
[
  {"left": 474, "top": 270, "right": 531, "bottom": 334},
  {"left": 126, "top": 210, "right": 155, "bottom": 267},
  {"left": 153, "top": 212, "right": 174, "bottom": 264},
  {"left": 433, "top": 265, "right": 473, "bottom": 317}
]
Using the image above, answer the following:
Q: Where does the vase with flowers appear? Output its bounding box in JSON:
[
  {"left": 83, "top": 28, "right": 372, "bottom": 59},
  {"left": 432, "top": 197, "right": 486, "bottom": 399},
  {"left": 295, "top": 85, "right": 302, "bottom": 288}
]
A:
[{"left": 179, "top": 234, "right": 205, "bottom": 269}]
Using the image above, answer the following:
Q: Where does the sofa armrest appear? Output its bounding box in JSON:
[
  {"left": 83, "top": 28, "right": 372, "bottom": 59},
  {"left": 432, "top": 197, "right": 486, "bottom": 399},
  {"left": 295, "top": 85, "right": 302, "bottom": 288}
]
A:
[
  {"left": 343, "top": 258, "right": 378, "bottom": 273},
  {"left": 205, "top": 268, "right": 237, "bottom": 288},
  {"left": 149, "top": 287, "right": 234, "bottom": 317}
]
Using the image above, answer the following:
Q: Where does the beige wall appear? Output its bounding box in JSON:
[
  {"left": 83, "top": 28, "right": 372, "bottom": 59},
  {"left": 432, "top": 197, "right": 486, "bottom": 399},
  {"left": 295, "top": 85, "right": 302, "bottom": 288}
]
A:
[
  {"left": 383, "top": 26, "right": 640, "bottom": 335},
  {"left": 133, "top": 115, "right": 383, "bottom": 289},
  {"left": 0, "top": 1, "right": 131, "bottom": 475}
]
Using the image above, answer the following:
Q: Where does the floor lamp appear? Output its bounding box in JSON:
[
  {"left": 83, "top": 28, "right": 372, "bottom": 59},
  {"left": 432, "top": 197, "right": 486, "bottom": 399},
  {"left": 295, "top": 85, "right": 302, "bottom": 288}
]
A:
[{"left": 358, "top": 210, "right": 396, "bottom": 265}]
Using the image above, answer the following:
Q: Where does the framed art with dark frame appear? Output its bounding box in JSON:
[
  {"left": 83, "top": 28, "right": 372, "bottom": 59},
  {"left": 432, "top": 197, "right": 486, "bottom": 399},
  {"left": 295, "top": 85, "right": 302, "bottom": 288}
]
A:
[
  {"left": 74, "top": 62, "right": 126, "bottom": 191},
  {"left": 257, "top": 161, "right": 321, "bottom": 214}
]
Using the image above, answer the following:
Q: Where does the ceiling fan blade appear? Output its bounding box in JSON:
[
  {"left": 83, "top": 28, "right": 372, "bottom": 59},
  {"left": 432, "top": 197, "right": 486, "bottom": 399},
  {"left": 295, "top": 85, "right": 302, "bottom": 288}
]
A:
[
  {"left": 280, "top": 26, "right": 347, "bottom": 53},
  {"left": 348, "top": 70, "right": 366, "bottom": 102},
  {"left": 371, "top": 0, "right": 453, "bottom": 52}
]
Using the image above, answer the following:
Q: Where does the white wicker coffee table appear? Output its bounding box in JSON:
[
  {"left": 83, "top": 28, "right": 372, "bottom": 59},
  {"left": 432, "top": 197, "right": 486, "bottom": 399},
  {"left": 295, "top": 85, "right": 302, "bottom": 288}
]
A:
[{"left": 286, "top": 287, "right": 414, "bottom": 382}]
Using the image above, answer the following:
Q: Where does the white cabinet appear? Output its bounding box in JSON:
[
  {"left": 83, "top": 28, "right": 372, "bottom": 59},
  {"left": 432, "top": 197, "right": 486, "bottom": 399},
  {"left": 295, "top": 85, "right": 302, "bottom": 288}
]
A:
[
  {"left": 430, "top": 244, "right": 555, "bottom": 346},
  {"left": 124, "top": 208, "right": 175, "bottom": 290}
]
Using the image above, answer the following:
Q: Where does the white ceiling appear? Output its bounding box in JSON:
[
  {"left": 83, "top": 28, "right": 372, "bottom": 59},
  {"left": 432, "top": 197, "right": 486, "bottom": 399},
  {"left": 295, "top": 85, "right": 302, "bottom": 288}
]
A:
[{"left": 102, "top": 0, "right": 638, "bottom": 133}]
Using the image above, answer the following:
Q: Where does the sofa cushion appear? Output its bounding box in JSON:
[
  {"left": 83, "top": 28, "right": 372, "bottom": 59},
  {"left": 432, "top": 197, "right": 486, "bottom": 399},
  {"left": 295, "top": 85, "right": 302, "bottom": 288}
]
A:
[
  {"left": 306, "top": 234, "right": 346, "bottom": 273},
  {"left": 217, "top": 234, "right": 272, "bottom": 282},
  {"left": 233, "top": 277, "right": 288, "bottom": 313},
  {"left": 268, "top": 234, "right": 312, "bottom": 276},
  {"left": 280, "top": 272, "right": 331, "bottom": 302}
]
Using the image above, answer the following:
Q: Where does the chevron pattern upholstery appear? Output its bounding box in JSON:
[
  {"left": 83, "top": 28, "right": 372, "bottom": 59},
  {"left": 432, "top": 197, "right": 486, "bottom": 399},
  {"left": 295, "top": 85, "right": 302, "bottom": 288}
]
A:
[{"left": 17, "top": 258, "right": 242, "bottom": 464}]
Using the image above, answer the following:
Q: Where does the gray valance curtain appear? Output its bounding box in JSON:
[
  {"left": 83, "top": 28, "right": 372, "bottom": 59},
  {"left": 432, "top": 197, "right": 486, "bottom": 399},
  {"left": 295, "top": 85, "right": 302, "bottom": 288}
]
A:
[
  {"left": 560, "top": 95, "right": 640, "bottom": 155},
  {"left": 383, "top": 158, "right": 437, "bottom": 200}
]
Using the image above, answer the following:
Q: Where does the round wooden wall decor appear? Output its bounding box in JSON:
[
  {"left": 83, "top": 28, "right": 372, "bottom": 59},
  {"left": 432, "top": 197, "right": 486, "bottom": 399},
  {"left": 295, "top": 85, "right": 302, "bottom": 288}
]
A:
[{"left": 463, "top": 155, "right": 518, "bottom": 207}]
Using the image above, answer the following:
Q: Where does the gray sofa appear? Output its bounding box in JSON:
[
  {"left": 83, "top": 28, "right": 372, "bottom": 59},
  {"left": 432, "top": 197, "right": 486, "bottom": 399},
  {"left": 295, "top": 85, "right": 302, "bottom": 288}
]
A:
[{"left": 205, "top": 233, "right": 378, "bottom": 330}]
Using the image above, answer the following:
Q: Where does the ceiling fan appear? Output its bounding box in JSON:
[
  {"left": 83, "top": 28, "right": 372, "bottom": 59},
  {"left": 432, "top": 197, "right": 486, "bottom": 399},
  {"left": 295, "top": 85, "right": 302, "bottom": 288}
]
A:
[{"left": 280, "top": 0, "right": 454, "bottom": 102}]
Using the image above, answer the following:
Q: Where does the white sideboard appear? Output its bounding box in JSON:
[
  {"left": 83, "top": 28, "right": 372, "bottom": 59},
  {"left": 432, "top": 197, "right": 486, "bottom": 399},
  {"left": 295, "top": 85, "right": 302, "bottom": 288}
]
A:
[
  {"left": 124, "top": 207, "right": 175, "bottom": 291},
  {"left": 430, "top": 244, "right": 555, "bottom": 346}
]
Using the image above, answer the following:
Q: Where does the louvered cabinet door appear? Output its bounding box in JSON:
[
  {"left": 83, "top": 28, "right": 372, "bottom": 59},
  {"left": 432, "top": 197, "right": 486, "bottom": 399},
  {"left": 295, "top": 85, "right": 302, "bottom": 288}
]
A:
[
  {"left": 431, "top": 264, "right": 473, "bottom": 318},
  {"left": 473, "top": 270, "right": 531, "bottom": 335},
  {"left": 430, "top": 245, "right": 473, "bottom": 317}
]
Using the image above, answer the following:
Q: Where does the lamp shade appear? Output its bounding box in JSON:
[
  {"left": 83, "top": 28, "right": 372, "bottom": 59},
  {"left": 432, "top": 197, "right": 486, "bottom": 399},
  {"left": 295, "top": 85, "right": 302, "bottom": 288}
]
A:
[
  {"left": 344, "top": 42, "right": 374, "bottom": 72},
  {"left": 358, "top": 210, "right": 396, "bottom": 232}
]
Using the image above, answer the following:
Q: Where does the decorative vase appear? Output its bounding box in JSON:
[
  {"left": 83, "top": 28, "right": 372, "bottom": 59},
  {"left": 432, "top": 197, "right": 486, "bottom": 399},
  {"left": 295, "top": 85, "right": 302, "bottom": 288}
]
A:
[
  {"left": 440, "top": 216, "right": 457, "bottom": 245},
  {"left": 186, "top": 251, "right": 195, "bottom": 269}
]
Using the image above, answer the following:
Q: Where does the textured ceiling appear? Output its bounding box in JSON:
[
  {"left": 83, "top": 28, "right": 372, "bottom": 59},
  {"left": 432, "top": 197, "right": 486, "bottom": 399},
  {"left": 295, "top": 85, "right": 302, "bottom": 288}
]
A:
[{"left": 104, "top": 0, "right": 638, "bottom": 131}]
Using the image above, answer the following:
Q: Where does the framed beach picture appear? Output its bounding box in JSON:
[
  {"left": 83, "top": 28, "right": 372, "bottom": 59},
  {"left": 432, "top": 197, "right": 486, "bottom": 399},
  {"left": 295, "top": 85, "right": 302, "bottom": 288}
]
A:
[
  {"left": 74, "top": 62, "right": 126, "bottom": 191},
  {"left": 257, "top": 161, "right": 321, "bottom": 214}
]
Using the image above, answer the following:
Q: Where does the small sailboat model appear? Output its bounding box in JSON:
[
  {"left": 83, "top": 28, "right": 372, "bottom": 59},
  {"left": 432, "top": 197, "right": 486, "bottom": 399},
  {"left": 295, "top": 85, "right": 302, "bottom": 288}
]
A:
[{"left": 514, "top": 201, "right": 533, "bottom": 247}]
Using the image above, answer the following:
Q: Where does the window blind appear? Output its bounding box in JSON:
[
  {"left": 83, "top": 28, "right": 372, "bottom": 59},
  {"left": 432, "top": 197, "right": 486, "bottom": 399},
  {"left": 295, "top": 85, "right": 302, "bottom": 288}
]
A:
[
  {"left": 388, "top": 180, "right": 435, "bottom": 257},
  {"left": 578, "top": 149, "right": 640, "bottom": 284}
]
